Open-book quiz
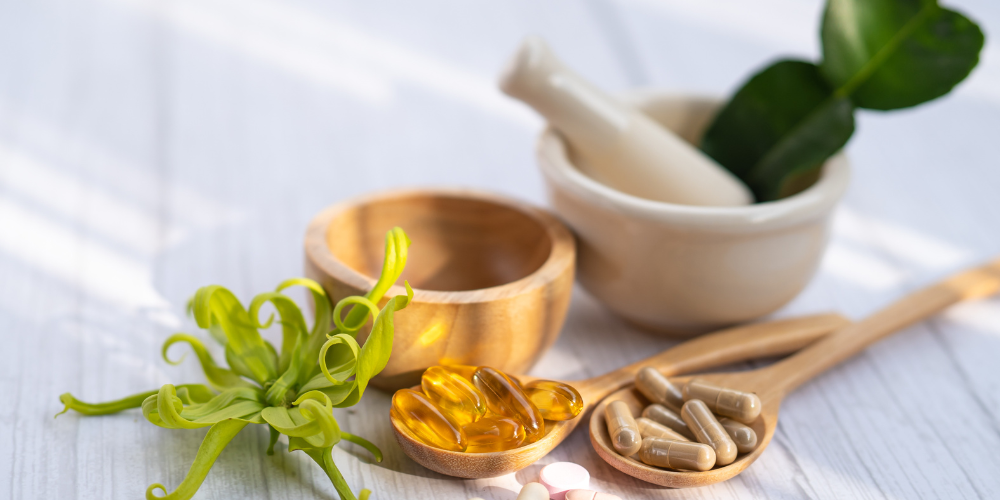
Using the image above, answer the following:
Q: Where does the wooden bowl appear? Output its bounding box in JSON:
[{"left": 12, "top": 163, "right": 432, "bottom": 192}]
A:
[{"left": 304, "top": 188, "right": 575, "bottom": 390}]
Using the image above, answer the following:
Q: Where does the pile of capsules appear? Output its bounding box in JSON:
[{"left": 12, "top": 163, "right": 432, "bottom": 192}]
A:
[
  {"left": 391, "top": 365, "right": 584, "bottom": 452},
  {"left": 605, "top": 367, "right": 761, "bottom": 471}
]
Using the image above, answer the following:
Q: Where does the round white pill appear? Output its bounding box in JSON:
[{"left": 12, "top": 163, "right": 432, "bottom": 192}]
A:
[
  {"left": 539, "top": 462, "right": 591, "bottom": 500},
  {"left": 516, "top": 482, "right": 550, "bottom": 500}
]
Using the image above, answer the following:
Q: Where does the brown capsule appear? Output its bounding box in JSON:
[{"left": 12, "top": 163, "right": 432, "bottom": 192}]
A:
[
  {"left": 635, "top": 417, "right": 689, "bottom": 442},
  {"left": 681, "top": 399, "right": 737, "bottom": 466},
  {"left": 683, "top": 379, "right": 761, "bottom": 424},
  {"left": 637, "top": 437, "right": 716, "bottom": 471},
  {"left": 635, "top": 367, "right": 684, "bottom": 411},
  {"left": 641, "top": 404, "right": 696, "bottom": 440},
  {"left": 604, "top": 400, "right": 642, "bottom": 456},
  {"left": 718, "top": 417, "right": 758, "bottom": 454}
]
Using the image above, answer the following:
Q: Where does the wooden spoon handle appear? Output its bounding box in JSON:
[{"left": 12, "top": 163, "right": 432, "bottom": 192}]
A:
[
  {"left": 762, "top": 257, "right": 1000, "bottom": 398},
  {"left": 578, "top": 313, "right": 851, "bottom": 405}
]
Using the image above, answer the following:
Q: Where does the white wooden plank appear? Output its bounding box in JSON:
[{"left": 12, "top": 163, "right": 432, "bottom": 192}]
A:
[{"left": 2, "top": 0, "right": 1000, "bottom": 498}]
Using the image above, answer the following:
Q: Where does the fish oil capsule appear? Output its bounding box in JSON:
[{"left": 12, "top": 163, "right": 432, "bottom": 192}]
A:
[
  {"left": 390, "top": 389, "right": 467, "bottom": 452},
  {"left": 680, "top": 399, "right": 737, "bottom": 466},
  {"left": 635, "top": 367, "right": 684, "bottom": 411},
  {"left": 638, "top": 436, "right": 716, "bottom": 471},
  {"left": 523, "top": 380, "right": 584, "bottom": 421},
  {"left": 421, "top": 366, "right": 487, "bottom": 426},
  {"left": 635, "top": 417, "right": 689, "bottom": 442},
  {"left": 718, "top": 417, "right": 758, "bottom": 454},
  {"left": 463, "top": 416, "right": 525, "bottom": 452},
  {"left": 641, "top": 404, "right": 696, "bottom": 441},
  {"left": 683, "top": 379, "right": 761, "bottom": 424},
  {"left": 604, "top": 400, "right": 642, "bottom": 456},
  {"left": 473, "top": 367, "right": 545, "bottom": 443},
  {"left": 439, "top": 364, "right": 478, "bottom": 381}
]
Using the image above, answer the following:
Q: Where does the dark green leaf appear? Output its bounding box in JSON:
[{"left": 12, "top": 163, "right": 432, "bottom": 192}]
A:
[
  {"left": 701, "top": 60, "right": 855, "bottom": 201},
  {"left": 821, "top": 0, "right": 984, "bottom": 110}
]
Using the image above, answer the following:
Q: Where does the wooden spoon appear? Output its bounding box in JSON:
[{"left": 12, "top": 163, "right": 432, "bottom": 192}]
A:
[
  {"left": 390, "top": 313, "right": 850, "bottom": 478},
  {"left": 591, "top": 257, "right": 1000, "bottom": 488}
]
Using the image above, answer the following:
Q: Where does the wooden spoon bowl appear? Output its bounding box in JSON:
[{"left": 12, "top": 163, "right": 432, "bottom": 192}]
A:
[
  {"left": 591, "top": 376, "right": 775, "bottom": 488},
  {"left": 590, "top": 257, "right": 1000, "bottom": 488},
  {"left": 390, "top": 314, "right": 850, "bottom": 478}
]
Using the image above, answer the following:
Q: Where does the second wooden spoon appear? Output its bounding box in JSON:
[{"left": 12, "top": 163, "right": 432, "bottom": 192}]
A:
[{"left": 591, "top": 257, "right": 1000, "bottom": 488}]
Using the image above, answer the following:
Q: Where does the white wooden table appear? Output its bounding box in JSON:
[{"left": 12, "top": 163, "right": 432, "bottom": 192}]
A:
[{"left": 2, "top": 0, "right": 999, "bottom": 498}]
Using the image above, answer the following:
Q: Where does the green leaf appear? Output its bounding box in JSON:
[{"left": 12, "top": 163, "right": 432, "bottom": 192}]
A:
[
  {"left": 143, "top": 385, "right": 264, "bottom": 429},
  {"left": 162, "top": 334, "right": 254, "bottom": 391},
  {"left": 321, "top": 282, "right": 413, "bottom": 408},
  {"left": 145, "top": 419, "right": 248, "bottom": 500},
  {"left": 340, "top": 432, "right": 383, "bottom": 463},
  {"left": 300, "top": 446, "right": 368, "bottom": 500},
  {"left": 298, "top": 374, "right": 358, "bottom": 406},
  {"left": 191, "top": 285, "right": 278, "bottom": 384},
  {"left": 261, "top": 404, "right": 339, "bottom": 449},
  {"left": 56, "top": 384, "right": 214, "bottom": 417},
  {"left": 315, "top": 228, "right": 411, "bottom": 390},
  {"left": 319, "top": 333, "right": 362, "bottom": 386},
  {"left": 248, "top": 291, "right": 308, "bottom": 374},
  {"left": 821, "top": 0, "right": 984, "bottom": 110},
  {"left": 701, "top": 60, "right": 855, "bottom": 201}
]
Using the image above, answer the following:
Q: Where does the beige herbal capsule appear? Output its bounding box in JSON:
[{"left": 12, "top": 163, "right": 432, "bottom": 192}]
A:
[
  {"left": 718, "top": 417, "right": 758, "bottom": 454},
  {"left": 638, "top": 437, "right": 716, "bottom": 471},
  {"left": 604, "top": 400, "right": 642, "bottom": 456},
  {"left": 683, "top": 379, "right": 761, "bottom": 424},
  {"left": 681, "top": 399, "right": 738, "bottom": 466},
  {"left": 641, "top": 404, "right": 696, "bottom": 441},
  {"left": 635, "top": 417, "right": 689, "bottom": 442},
  {"left": 635, "top": 367, "right": 685, "bottom": 411}
]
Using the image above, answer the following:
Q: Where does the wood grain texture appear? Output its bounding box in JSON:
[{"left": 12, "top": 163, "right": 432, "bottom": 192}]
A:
[
  {"left": 389, "top": 314, "right": 848, "bottom": 479},
  {"left": 304, "top": 188, "right": 575, "bottom": 390},
  {"left": 1, "top": 0, "right": 999, "bottom": 499},
  {"left": 591, "top": 257, "right": 1000, "bottom": 488}
]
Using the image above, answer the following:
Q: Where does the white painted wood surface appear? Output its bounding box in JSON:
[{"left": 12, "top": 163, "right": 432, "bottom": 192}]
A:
[{"left": 2, "top": 0, "right": 999, "bottom": 498}]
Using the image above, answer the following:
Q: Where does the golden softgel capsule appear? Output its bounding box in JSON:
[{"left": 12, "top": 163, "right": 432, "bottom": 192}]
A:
[
  {"left": 680, "top": 399, "right": 737, "bottom": 466},
  {"left": 635, "top": 367, "right": 684, "bottom": 411},
  {"left": 718, "top": 417, "right": 758, "bottom": 454},
  {"left": 438, "top": 364, "right": 478, "bottom": 381},
  {"left": 604, "top": 400, "right": 642, "bottom": 456},
  {"left": 638, "top": 437, "right": 716, "bottom": 471},
  {"left": 421, "top": 366, "right": 486, "bottom": 426},
  {"left": 463, "top": 416, "right": 526, "bottom": 452},
  {"left": 473, "top": 367, "right": 545, "bottom": 443},
  {"left": 635, "top": 417, "right": 689, "bottom": 442},
  {"left": 523, "top": 380, "right": 584, "bottom": 421},
  {"left": 683, "top": 379, "right": 761, "bottom": 424},
  {"left": 641, "top": 404, "right": 695, "bottom": 441},
  {"left": 391, "top": 389, "right": 467, "bottom": 452}
]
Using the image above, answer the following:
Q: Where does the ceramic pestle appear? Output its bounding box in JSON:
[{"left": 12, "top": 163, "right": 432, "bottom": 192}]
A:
[{"left": 499, "top": 36, "right": 753, "bottom": 207}]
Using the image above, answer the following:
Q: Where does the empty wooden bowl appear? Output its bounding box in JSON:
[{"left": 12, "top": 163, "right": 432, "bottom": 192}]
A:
[{"left": 304, "top": 188, "right": 575, "bottom": 390}]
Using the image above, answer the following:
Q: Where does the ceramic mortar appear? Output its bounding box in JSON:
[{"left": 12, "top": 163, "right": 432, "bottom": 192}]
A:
[{"left": 537, "top": 91, "right": 850, "bottom": 335}]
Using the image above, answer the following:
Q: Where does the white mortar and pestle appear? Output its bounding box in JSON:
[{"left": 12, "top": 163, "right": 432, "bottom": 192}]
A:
[{"left": 501, "top": 37, "right": 849, "bottom": 335}]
